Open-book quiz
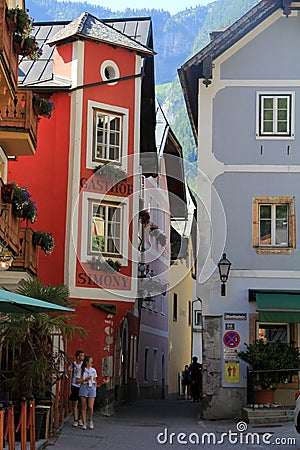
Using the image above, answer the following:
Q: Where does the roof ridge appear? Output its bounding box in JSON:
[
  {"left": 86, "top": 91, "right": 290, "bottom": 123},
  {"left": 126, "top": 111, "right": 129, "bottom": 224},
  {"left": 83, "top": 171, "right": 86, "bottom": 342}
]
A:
[
  {"left": 47, "top": 12, "right": 154, "bottom": 55},
  {"left": 77, "top": 12, "right": 89, "bottom": 34}
]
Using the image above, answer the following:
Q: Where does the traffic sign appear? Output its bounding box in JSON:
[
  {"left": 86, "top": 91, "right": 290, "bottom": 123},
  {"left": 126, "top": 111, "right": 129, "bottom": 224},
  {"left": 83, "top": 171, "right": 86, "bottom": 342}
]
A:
[{"left": 223, "top": 331, "right": 240, "bottom": 348}]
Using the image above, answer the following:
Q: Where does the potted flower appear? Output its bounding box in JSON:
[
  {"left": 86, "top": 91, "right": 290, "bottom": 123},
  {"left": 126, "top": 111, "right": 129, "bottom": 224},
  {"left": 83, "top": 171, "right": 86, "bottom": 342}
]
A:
[
  {"left": 149, "top": 222, "right": 167, "bottom": 247},
  {"left": 238, "top": 340, "right": 300, "bottom": 404},
  {"left": 89, "top": 257, "right": 121, "bottom": 272},
  {"left": 6, "top": 7, "right": 32, "bottom": 37},
  {"left": 21, "top": 35, "right": 42, "bottom": 61},
  {"left": 33, "top": 95, "right": 55, "bottom": 118},
  {"left": 94, "top": 163, "right": 127, "bottom": 183},
  {"left": 149, "top": 222, "right": 159, "bottom": 233},
  {"left": 139, "top": 210, "right": 150, "bottom": 226},
  {"left": 12, "top": 185, "right": 37, "bottom": 223},
  {"left": 32, "top": 231, "right": 55, "bottom": 255},
  {"left": 106, "top": 258, "right": 121, "bottom": 272}
]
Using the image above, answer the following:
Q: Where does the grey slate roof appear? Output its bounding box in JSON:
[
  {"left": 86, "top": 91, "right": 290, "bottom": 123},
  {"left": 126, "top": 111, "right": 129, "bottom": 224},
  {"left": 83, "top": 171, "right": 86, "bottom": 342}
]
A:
[
  {"left": 19, "top": 16, "right": 153, "bottom": 90},
  {"left": 178, "top": 0, "right": 285, "bottom": 142},
  {"left": 47, "top": 13, "right": 153, "bottom": 56}
]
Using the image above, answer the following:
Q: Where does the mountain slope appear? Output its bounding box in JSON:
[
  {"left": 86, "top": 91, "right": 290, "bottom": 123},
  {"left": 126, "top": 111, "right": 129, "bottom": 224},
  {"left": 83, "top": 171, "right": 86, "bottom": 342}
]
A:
[{"left": 26, "top": 0, "right": 260, "bottom": 171}]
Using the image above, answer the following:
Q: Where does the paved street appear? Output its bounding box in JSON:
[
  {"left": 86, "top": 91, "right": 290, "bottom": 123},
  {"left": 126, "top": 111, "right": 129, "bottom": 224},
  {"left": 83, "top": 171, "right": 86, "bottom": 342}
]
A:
[{"left": 44, "top": 396, "right": 300, "bottom": 449}]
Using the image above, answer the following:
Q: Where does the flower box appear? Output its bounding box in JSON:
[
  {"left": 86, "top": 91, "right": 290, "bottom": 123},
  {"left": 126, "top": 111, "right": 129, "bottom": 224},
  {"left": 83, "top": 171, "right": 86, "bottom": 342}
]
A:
[
  {"left": 12, "top": 185, "right": 37, "bottom": 223},
  {"left": 89, "top": 257, "right": 121, "bottom": 272},
  {"left": 33, "top": 95, "right": 55, "bottom": 118},
  {"left": 32, "top": 231, "right": 55, "bottom": 255},
  {"left": 7, "top": 7, "right": 32, "bottom": 38}
]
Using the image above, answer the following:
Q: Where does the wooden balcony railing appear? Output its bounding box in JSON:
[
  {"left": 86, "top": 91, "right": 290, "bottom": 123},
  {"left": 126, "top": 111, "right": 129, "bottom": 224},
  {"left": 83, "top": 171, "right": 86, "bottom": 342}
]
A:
[
  {"left": 0, "top": 203, "right": 20, "bottom": 254},
  {"left": 0, "top": 0, "right": 18, "bottom": 100},
  {"left": 12, "top": 227, "right": 38, "bottom": 276},
  {"left": 0, "top": 90, "right": 38, "bottom": 156}
]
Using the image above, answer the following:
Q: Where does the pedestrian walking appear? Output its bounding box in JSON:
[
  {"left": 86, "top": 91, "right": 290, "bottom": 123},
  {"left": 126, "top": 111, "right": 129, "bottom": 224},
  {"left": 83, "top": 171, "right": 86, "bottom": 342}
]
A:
[
  {"left": 181, "top": 365, "right": 191, "bottom": 400},
  {"left": 76, "top": 355, "right": 98, "bottom": 430},
  {"left": 189, "top": 356, "right": 202, "bottom": 402},
  {"left": 68, "top": 349, "right": 85, "bottom": 427}
]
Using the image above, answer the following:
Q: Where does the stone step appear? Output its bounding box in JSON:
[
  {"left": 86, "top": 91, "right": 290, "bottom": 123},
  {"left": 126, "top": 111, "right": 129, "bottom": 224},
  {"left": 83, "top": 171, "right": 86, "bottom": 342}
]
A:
[{"left": 242, "top": 407, "right": 294, "bottom": 424}]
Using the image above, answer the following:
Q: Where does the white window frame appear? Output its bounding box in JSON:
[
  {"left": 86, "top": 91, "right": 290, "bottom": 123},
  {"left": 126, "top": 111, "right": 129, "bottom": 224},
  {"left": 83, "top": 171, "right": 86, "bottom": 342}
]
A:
[
  {"left": 256, "top": 91, "right": 295, "bottom": 139},
  {"left": 90, "top": 201, "right": 122, "bottom": 256},
  {"left": 86, "top": 100, "right": 128, "bottom": 171},
  {"left": 256, "top": 322, "right": 289, "bottom": 344},
  {"left": 80, "top": 191, "right": 129, "bottom": 265},
  {"left": 259, "top": 203, "right": 289, "bottom": 247}
]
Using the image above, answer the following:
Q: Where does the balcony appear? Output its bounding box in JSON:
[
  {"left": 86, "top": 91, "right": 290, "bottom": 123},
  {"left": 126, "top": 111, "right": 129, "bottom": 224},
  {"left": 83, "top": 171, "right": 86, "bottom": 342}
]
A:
[
  {"left": 0, "top": 90, "right": 38, "bottom": 156},
  {"left": 0, "top": 0, "right": 18, "bottom": 101},
  {"left": 0, "top": 202, "right": 20, "bottom": 254},
  {"left": 12, "top": 227, "right": 38, "bottom": 276}
]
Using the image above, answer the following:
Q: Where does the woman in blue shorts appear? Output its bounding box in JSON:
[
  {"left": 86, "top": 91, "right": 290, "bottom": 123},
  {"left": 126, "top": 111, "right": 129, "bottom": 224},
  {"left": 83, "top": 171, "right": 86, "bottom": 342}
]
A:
[{"left": 76, "top": 355, "right": 98, "bottom": 430}]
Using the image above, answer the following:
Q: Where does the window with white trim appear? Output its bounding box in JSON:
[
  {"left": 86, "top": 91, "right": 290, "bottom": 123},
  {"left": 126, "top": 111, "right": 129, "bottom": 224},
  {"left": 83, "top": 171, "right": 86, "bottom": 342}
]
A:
[
  {"left": 259, "top": 204, "right": 288, "bottom": 246},
  {"left": 93, "top": 110, "right": 123, "bottom": 163},
  {"left": 257, "top": 93, "right": 294, "bottom": 138},
  {"left": 90, "top": 201, "right": 122, "bottom": 256},
  {"left": 257, "top": 323, "right": 288, "bottom": 344}
]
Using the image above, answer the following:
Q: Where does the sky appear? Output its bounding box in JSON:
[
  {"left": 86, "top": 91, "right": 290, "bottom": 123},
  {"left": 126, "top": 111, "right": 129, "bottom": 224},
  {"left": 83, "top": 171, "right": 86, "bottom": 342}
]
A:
[{"left": 59, "top": 0, "right": 214, "bottom": 15}]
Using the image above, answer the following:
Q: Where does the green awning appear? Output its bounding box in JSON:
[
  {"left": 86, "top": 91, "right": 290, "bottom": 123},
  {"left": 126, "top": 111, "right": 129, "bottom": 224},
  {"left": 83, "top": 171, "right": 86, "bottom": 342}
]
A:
[
  {"left": 91, "top": 302, "right": 116, "bottom": 315},
  {"left": 255, "top": 292, "right": 300, "bottom": 323}
]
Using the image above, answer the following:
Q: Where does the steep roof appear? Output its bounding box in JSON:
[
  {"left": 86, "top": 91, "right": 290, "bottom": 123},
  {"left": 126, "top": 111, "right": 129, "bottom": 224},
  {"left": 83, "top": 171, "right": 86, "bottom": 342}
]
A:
[
  {"left": 178, "top": 0, "right": 289, "bottom": 142},
  {"left": 18, "top": 16, "right": 154, "bottom": 89}
]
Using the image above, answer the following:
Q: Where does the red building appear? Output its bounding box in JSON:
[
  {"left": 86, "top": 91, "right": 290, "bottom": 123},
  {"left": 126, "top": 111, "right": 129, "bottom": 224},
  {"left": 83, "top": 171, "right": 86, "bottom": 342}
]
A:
[{"left": 9, "top": 14, "right": 157, "bottom": 406}]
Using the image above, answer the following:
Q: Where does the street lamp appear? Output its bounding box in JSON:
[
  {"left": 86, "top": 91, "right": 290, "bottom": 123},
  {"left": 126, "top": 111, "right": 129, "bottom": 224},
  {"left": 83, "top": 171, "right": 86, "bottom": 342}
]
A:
[{"left": 218, "top": 253, "right": 231, "bottom": 296}]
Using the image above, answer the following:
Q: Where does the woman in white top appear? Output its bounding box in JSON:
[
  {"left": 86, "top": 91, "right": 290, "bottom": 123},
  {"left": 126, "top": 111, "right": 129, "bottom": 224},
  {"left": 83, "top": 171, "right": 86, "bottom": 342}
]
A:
[{"left": 76, "top": 355, "right": 98, "bottom": 430}]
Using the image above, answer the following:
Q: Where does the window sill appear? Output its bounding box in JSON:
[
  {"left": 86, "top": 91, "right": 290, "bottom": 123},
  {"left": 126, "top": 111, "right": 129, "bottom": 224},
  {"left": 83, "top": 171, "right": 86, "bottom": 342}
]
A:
[
  {"left": 256, "top": 135, "right": 294, "bottom": 141},
  {"left": 256, "top": 247, "right": 294, "bottom": 255}
]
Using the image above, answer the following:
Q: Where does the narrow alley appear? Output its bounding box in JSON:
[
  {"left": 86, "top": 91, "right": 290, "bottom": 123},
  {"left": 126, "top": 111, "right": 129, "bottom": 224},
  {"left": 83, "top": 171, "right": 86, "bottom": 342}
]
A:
[{"left": 45, "top": 396, "right": 299, "bottom": 450}]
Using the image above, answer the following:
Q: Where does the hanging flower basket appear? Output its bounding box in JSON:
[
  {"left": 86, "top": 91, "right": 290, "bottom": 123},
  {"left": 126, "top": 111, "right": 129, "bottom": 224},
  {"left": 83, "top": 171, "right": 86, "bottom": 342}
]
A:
[
  {"left": 89, "top": 257, "right": 121, "bottom": 272},
  {"left": 149, "top": 222, "right": 167, "bottom": 247},
  {"left": 22, "top": 35, "right": 42, "bottom": 61},
  {"left": 12, "top": 185, "right": 37, "bottom": 223},
  {"left": 32, "top": 231, "right": 55, "bottom": 254},
  {"left": 139, "top": 209, "right": 150, "bottom": 226},
  {"left": 33, "top": 95, "right": 55, "bottom": 118}
]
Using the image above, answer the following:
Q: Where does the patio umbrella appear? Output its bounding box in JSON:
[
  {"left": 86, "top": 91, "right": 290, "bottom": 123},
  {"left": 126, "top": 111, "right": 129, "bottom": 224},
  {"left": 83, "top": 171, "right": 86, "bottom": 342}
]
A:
[{"left": 0, "top": 289, "right": 74, "bottom": 313}]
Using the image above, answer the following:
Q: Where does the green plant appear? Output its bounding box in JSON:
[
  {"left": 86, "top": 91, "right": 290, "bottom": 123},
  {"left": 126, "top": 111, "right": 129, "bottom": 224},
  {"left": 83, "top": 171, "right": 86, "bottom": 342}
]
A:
[
  {"left": 33, "top": 231, "right": 55, "bottom": 255},
  {"left": 94, "top": 163, "right": 127, "bottom": 182},
  {"left": 7, "top": 7, "right": 32, "bottom": 37},
  {"left": 89, "top": 256, "right": 121, "bottom": 272},
  {"left": 0, "top": 279, "right": 84, "bottom": 400},
  {"left": 238, "top": 340, "right": 300, "bottom": 391},
  {"left": 92, "top": 236, "right": 104, "bottom": 252},
  {"left": 21, "top": 35, "right": 42, "bottom": 61},
  {"left": 12, "top": 185, "right": 37, "bottom": 223},
  {"left": 106, "top": 258, "right": 121, "bottom": 272},
  {"left": 33, "top": 95, "right": 55, "bottom": 118}
]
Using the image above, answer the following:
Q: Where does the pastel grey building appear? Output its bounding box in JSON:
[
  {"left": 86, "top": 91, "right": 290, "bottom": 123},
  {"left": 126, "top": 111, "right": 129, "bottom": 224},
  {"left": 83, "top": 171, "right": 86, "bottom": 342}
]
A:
[{"left": 179, "top": 0, "right": 300, "bottom": 419}]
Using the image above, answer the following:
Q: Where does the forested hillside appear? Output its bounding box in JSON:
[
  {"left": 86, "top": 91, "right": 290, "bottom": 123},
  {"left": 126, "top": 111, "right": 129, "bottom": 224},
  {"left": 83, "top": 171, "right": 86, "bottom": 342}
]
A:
[{"left": 27, "top": 0, "right": 260, "bottom": 175}]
